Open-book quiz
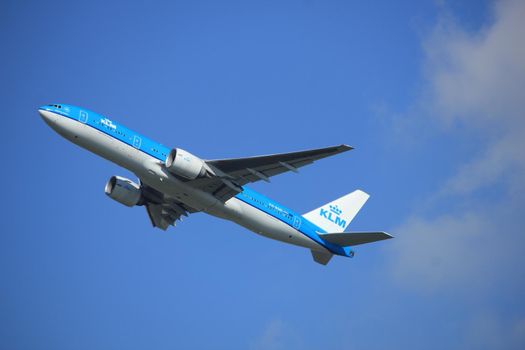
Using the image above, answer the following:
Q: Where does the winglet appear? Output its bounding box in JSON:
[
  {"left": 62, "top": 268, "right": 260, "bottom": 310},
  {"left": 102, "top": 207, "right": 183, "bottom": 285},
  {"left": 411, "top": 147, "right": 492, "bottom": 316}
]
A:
[{"left": 339, "top": 144, "right": 354, "bottom": 151}]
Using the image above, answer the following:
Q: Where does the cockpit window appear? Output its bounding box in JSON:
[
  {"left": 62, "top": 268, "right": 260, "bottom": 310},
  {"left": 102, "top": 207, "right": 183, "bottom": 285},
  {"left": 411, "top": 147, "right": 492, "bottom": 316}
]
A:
[{"left": 48, "top": 104, "right": 62, "bottom": 108}]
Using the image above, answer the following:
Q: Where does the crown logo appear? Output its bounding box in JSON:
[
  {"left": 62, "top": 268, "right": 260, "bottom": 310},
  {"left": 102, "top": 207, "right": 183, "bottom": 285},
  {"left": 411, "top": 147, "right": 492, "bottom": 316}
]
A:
[{"left": 329, "top": 205, "right": 342, "bottom": 215}]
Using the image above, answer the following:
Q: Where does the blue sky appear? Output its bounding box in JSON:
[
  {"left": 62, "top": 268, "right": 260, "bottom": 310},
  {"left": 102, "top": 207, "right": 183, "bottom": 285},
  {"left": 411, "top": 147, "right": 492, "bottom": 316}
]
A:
[{"left": 1, "top": 0, "right": 524, "bottom": 349}]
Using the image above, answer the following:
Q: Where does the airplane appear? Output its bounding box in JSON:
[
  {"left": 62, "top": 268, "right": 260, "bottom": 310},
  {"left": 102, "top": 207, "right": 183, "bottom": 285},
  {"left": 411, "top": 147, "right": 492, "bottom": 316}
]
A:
[{"left": 39, "top": 103, "right": 392, "bottom": 265}]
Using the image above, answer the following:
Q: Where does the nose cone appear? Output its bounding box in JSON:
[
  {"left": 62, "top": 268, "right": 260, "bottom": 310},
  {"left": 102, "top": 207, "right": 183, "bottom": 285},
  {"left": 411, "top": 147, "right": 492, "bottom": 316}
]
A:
[{"left": 38, "top": 107, "right": 59, "bottom": 126}]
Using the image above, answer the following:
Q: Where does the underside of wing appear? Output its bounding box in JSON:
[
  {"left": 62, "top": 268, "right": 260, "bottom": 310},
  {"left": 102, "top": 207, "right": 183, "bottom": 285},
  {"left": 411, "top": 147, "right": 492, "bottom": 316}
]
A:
[
  {"left": 140, "top": 182, "right": 199, "bottom": 230},
  {"left": 189, "top": 144, "right": 353, "bottom": 202}
]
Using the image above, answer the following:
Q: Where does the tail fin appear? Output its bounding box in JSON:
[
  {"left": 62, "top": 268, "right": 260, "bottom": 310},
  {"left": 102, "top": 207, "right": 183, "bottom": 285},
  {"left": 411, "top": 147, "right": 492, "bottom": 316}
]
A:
[{"left": 302, "top": 190, "right": 369, "bottom": 233}]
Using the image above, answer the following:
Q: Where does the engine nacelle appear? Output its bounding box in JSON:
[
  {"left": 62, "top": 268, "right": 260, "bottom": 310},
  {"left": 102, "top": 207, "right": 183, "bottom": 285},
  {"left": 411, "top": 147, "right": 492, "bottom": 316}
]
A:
[
  {"left": 104, "top": 176, "right": 142, "bottom": 207},
  {"left": 165, "top": 148, "right": 207, "bottom": 180}
]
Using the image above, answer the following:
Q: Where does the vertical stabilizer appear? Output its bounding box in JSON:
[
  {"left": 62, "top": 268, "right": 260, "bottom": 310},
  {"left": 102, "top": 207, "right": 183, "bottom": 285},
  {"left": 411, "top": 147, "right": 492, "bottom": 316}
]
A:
[{"left": 302, "top": 190, "right": 369, "bottom": 233}]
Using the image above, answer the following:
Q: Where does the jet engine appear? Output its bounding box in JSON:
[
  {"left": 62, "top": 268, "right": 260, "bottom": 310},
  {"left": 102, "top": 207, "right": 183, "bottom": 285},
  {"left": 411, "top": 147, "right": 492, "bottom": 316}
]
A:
[
  {"left": 165, "top": 148, "right": 207, "bottom": 179},
  {"left": 104, "top": 176, "right": 143, "bottom": 207}
]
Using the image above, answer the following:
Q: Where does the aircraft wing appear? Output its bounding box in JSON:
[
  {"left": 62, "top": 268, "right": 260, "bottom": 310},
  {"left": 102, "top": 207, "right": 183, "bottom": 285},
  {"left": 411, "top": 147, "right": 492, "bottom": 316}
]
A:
[
  {"left": 140, "top": 182, "right": 199, "bottom": 230},
  {"left": 190, "top": 144, "right": 353, "bottom": 202}
]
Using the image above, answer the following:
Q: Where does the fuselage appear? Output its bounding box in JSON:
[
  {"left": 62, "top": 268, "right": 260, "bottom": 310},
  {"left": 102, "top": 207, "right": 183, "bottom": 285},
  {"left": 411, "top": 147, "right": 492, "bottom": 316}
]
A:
[{"left": 39, "top": 104, "right": 351, "bottom": 258}]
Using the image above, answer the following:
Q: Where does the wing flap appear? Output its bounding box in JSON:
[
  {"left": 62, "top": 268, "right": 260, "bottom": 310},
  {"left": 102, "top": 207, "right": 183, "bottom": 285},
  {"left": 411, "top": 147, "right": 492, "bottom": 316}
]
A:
[
  {"left": 145, "top": 203, "right": 171, "bottom": 230},
  {"left": 141, "top": 182, "right": 198, "bottom": 231},
  {"left": 319, "top": 231, "right": 393, "bottom": 246}
]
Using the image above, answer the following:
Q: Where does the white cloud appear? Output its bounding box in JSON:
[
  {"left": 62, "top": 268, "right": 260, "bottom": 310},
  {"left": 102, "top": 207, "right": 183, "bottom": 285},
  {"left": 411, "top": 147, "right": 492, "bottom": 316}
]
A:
[
  {"left": 386, "top": 6, "right": 525, "bottom": 347},
  {"left": 389, "top": 0, "right": 525, "bottom": 295},
  {"left": 426, "top": 0, "right": 525, "bottom": 128},
  {"left": 250, "top": 319, "right": 291, "bottom": 350},
  {"left": 441, "top": 131, "right": 525, "bottom": 196},
  {"left": 426, "top": 0, "right": 525, "bottom": 195},
  {"left": 390, "top": 212, "right": 490, "bottom": 291},
  {"left": 390, "top": 198, "right": 525, "bottom": 294},
  {"left": 462, "top": 314, "right": 525, "bottom": 350}
]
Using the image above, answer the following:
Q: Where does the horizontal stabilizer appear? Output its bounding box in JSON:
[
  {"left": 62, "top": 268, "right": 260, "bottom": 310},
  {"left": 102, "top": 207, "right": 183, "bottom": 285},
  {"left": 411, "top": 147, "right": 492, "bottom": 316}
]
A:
[{"left": 319, "top": 231, "right": 393, "bottom": 247}]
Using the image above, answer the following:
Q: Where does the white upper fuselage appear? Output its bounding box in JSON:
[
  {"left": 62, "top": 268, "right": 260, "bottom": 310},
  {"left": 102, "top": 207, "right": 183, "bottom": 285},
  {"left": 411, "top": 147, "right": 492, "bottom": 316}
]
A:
[{"left": 38, "top": 104, "right": 349, "bottom": 257}]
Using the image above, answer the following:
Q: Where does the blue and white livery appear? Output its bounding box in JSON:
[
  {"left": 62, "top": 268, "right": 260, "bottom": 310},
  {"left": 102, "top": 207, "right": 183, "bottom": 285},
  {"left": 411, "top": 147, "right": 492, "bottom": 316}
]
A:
[{"left": 39, "top": 104, "right": 391, "bottom": 265}]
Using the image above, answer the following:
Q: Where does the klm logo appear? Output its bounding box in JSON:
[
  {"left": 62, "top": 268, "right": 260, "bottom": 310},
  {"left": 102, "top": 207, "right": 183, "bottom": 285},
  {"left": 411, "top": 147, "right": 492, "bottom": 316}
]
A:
[
  {"left": 101, "top": 118, "right": 117, "bottom": 130},
  {"left": 320, "top": 205, "right": 346, "bottom": 228}
]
